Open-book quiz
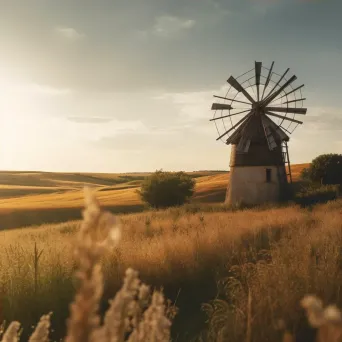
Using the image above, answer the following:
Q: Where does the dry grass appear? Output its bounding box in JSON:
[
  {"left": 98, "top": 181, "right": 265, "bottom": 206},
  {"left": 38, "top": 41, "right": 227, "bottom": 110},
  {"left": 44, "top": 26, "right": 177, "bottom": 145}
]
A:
[
  {"left": 201, "top": 200, "right": 342, "bottom": 341},
  {"left": 289, "top": 163, "right": 310, "bottom": 181},
  {"left": 0, "top": 170, "right": 229, "bottom": 230},
  {"left": 0, "top": 188, "right": 173, "bottom": 342},
  {"left": 5, "top": 163, "right": 338, "bottom": 341},
  {"left": 0, "top": 164, "right": 307, "bottom": 210},
  {"left": 0, "top": 172, "right": 230, "bottom": 209},
  {"left": 0, "top": 164, "right": 308, "bottom": 230},
  {"left": 0, "top": 191, "right": 341, "bottom": 340}
]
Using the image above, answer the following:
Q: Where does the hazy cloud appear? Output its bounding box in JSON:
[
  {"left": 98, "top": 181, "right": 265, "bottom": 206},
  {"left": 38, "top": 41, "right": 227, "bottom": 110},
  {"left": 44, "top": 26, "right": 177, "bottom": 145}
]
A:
[
  {"left": 95, "top": 125, "right": 213, "bottom": 152},
  {"left": 139, "top": 15, "right": 196, "bottom": 38},
  {"left": 305, "top": 107, "right": 342, "bottom": 131},
  {"left": 1, "top": 0, "right": 342, "bottom": 172},
  {"left": 154, "top": 84, "right": 228, "bottom": 124},
  {"left": 2, "top": 81, "right": 72, "bottom": 97},
  {"left": 67, "top": 117, "right": 114, "bottom": 124},
  {"left": 54, "top": 26, "right": 85, "bottom": 41},
  {"left": 154, "top": 16, "right": 195, "bottom": 35},
  {"left": 28, "top": 83, "right": 72, "bottom": 96}
]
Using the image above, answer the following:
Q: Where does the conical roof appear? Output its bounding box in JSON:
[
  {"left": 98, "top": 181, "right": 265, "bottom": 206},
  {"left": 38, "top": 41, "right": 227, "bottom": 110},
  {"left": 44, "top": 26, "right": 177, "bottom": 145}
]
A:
[{"left": 226, "top": 113, "right": 289, "bottom": 146}]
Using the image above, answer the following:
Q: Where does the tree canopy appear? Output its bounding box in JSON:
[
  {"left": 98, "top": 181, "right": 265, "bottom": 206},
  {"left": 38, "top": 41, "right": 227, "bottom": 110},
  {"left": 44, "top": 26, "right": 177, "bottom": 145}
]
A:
[{"left": 301, "top": 153, "right": 342, "bottom": 185}]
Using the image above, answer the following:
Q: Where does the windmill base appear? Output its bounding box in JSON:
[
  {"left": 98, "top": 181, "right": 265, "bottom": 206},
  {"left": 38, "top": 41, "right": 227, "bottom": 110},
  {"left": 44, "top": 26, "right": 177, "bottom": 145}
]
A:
[{"left": 226, "top": 165, "right": 288, "bottom": 206}]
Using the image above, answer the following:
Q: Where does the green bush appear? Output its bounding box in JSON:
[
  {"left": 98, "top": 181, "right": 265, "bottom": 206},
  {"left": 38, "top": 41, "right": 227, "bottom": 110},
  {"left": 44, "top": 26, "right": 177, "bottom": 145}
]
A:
[
  {"left": 138, "top": 170, "right": 195, "bottom": 208},
  {"left": 301, "top": 153, "right": 342, "bottom": 185},
  {"left": 294, "top": 184, "right": 340, "bottom": 207}
]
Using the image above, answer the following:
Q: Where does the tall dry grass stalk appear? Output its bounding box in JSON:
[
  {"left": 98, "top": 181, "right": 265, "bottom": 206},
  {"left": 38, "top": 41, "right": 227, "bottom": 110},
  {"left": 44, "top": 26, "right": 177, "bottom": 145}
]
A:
[
  {"left": 281, "top": 295, "right": 342, "bottom": 342},
  {"left": 301, "top": 295, "right": 342, "bottom": 342},
  {"left": 0, "top": 187, "right": 173, "bottom": 342}
]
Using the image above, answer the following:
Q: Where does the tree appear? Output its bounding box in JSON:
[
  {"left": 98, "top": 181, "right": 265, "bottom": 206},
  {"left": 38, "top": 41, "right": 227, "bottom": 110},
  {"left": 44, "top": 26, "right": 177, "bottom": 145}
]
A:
[
  {"left": 138, "top": 170, "right": 195, "bottom": 208},
  {"left": 301, "top": 153, "right": 342, "bottom": 185}
]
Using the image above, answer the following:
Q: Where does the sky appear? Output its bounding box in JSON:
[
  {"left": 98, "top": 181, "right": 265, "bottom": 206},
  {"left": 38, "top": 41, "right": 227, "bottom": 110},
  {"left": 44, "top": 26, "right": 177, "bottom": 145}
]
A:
[{"left": 0, "top": 0, "right": 341, "bottom": 173}]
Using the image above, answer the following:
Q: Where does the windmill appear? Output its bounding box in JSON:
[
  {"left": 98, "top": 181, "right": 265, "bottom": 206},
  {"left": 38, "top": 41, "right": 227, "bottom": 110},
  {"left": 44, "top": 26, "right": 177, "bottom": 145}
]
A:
[{"left": 210, "top": 61, "right": 307, "bottom": 205}]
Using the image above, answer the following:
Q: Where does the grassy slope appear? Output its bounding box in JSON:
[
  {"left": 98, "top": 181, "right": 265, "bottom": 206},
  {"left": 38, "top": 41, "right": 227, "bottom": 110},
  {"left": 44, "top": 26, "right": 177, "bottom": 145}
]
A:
[
  {"left": 0, "top": 164, "right": 308, "bottom": 229},
  {"left": 1, "top": 196, "right": 341, "bottom": 341}
]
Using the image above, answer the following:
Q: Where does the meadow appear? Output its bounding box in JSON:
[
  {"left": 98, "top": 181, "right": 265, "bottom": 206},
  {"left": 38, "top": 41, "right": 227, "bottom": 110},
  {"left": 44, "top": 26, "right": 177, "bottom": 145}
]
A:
[
  {"left": 0, "top": 169, "right": 230, "bottom": 230},
  {"left": 2, "top": 163, "right": 342, "bottom": 341},
  {"left": 0, "top": 164, "right": 307, "bottom": 230}
]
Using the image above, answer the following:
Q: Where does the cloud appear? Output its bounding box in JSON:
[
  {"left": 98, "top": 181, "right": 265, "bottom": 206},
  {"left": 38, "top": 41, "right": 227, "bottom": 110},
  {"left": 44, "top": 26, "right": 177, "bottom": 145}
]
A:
[
  {"left": 153, "top": 16, "right": 195, "bottom": 36},
  {"left": 54, "top": 26, "right": 85, "bottom": 40},
  {"left": 28, "top": 83, "right": 72, "bottom": 95},
  {"left": 61, "top": 117, "right": 150, "bottom": 145},
  {"left": 95, "top": 124, "right": 215, "bottom": 153},
  {"left": 67, "top": 117, "right": 114, "bottom": 124},
  {"left": 96, "top": 131, "right": 176, "bottom": 151},
  {"left": 139, "top": 15, "right": 196, "bottom": 38},
  {"left": 81, "top": 88, "right": 223, "bottom": 152},
  {"left": 304, "top": 106, "right": 342, "bottom": 131},
  {"left": 154, "top": 85, "right": 226, "bottom": 123},
  {"left": 3, "top": 82, "right": 71, "bottom": 97}
]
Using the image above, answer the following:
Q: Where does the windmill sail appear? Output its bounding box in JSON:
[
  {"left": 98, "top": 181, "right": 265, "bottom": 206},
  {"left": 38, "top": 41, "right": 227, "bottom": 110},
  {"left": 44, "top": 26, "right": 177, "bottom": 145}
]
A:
[
  {"left": 261, "top": 113, "right": 290, "bottom": 142},
  {"left": 236, "top": 135, "right": 251, "bottom": 153},
  {"left": 226, "top": 113, "right": 253, "bottom": 145},
  {"left": 261, "top": 115, "right": 277, "bottom": 150}
]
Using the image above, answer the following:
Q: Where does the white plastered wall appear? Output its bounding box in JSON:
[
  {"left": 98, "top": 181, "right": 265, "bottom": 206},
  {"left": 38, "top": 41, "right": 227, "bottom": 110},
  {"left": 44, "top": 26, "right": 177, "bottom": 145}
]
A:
[{"left": 226, "top": 166, "right": 285, "bottom": 205}]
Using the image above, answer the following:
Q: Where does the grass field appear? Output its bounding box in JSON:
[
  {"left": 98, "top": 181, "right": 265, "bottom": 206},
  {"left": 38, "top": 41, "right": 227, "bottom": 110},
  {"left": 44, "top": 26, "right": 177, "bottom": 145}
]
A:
[
  {"left": 1, "top": 192, "right": 341, "bottom": 340},
  {"left": 0, "top": 164, "right": 309, "bottom": 230},
  {"left": 3, "top": 162, "right": 335, "bottom": 341}
]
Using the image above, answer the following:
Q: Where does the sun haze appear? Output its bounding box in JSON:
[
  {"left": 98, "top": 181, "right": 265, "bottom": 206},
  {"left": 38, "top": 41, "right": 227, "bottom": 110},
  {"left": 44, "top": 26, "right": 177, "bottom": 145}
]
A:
[{"left": 1, "top": 0, "right": 341, "bottom": 173}]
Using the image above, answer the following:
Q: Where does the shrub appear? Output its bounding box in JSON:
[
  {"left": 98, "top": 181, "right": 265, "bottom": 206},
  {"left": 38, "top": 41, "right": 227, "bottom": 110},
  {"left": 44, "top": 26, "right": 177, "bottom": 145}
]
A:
[
  {"left": 138, "top": 170, "right": 195, "bottom": 208},
  {"left": 301, "top": 154, "right": 342, "bottom": 185},
  {"left": 294, "top": 184, "right": 339, "bottom": 207}
]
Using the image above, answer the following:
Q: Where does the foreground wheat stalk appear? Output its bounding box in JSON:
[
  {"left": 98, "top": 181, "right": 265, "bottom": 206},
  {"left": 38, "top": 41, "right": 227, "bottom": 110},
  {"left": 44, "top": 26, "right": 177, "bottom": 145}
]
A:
[
  {"left": 0, "top": 187, "right": 172, "bottom": 342},
  {"left": 282, "top": 295, "right": 342, "bottom": 342}
]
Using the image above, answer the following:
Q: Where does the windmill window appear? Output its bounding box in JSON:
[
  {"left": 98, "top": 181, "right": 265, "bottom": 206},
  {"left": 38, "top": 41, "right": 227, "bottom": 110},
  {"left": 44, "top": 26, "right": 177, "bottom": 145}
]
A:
[{"left": 266, "top": 168, "right": 272, "bottom": 183}]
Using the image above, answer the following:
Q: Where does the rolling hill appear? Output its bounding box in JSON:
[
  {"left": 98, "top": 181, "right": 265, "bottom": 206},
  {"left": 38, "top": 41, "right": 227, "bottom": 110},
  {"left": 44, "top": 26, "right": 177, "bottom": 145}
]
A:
[{"left": 0, "top": 164, "right": 308, "bottom": 229}]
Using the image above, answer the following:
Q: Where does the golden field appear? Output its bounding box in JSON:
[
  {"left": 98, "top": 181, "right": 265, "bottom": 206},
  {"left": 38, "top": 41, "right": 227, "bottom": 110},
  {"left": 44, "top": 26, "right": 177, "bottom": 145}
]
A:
[
  {"left": 2, "top": 162, "right": 342, "bottom": 341},
  {"left": 0, "top": 164, "right": 308, "bottom": 230},
  {"left": 1, "top": 195, "right": 342, "bottom": 340}
]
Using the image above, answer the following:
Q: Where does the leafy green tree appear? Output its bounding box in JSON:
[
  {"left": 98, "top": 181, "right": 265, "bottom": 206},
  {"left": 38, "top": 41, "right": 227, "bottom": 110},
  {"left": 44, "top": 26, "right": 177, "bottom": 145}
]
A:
[
  {"left": 138, "top": 170, "right": 195, "bottom": 208},
  {"left": 301, "top": 153, "right": 342, "bottom": 185}
]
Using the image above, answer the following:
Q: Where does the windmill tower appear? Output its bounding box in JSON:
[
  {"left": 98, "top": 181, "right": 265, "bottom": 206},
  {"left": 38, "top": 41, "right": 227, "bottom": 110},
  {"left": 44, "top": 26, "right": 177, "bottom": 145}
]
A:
[{"left": 210, "top": 61, "right": 307, "bottom": 205}]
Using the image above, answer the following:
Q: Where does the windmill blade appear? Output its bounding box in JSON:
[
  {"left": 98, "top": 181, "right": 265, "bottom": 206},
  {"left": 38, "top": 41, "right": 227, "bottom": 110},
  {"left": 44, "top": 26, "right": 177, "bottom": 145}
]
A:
[
  {"left": 261, "top": 116, "right": 277, "bottom": 150},
  {"left": 210, "top": 109, "right": 251, "bottom": 121},
  {"left": 234, "top": 114, "right": 253, "bottom": 151},
  {"left": 255, "top": 61, "right": 262, "bottom": 101},
  {"left": 284, "top": 98, "right": 306, "bottom": 105},
  {"left": 216, "top": 110, "right": 253, "bottom": 141},
  {"left": 266, "top": 106, "right": 307, "bottom": 115},
  {"left": 262, "top": 68, "right": 290, "bottom": 104},
  {"left": 211, "top": 103, "right": 233, "bottom": 110},
  {"left": 262, "top": 75, "right": 297, "bottom": 107},
  {"left": 213, "top": 95, "right": 251, "bottom": 105},
  {"left": 261, "top": 61, "right": 274, "bottom": 100},
  {"left": 266, "top": 111, "right": 303, "bottom": 125},
  {"left": 262, "top": 114, "right": 289, "bottom": 141},
  {"left": 227, "top": 76, "right": 255, "bottom": 104},
  {"left": 277, "top": 84, "right": 305, "bottom": 100},
  {"left": 236, "top": 135, "right": 251, "bottom": 153},
  {"left": 226, "top": 114, "right": 253, "bottom": 145}
]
